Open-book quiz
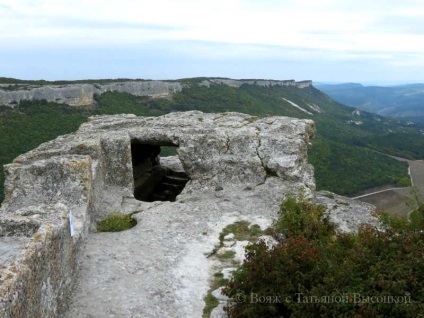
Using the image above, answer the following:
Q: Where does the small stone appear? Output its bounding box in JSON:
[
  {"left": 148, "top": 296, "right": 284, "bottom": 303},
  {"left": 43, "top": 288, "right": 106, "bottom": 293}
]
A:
[
  {"left": 215, "top": 192, "right": 225, "bottom": 198},
  {"left": 217, "top": 247, "right": 233, "bottom": 256},
  {"left": 212, "top": 287, "right": 229, "bottom": 301},
  {"left": 215, "top": 186, "right": 224, "bottom": 191},
  {"left": 223, "top": 240, "right": 235, "bottom": 248},
  {"left": 210, "top": 303, "right": 227, "bottom": 318},
  {"left": 275, "top": 233, "right": 286, "bottom": 241},
  {"left": 221, "top": 267, "right": 237, "bottom": 280},
  {"left": 257, "top": 235, "right": 278, "bottom": 248},
  {"left": 223, "top": 233, "right": 235, "bottom": 241}
]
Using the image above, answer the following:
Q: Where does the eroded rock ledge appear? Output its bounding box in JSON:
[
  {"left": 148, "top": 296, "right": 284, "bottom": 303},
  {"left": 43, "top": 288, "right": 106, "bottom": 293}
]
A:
[{"left": 0, "top": 111, "right": 374, "bottom": 317}]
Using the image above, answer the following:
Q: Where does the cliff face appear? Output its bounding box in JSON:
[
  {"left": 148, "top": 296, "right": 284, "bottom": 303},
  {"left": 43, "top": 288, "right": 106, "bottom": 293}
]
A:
[
  {"left": 0, "top": 81, "right": 183, "bottom": 106},
  {"left": 0, "top": 79, "right": 312, "bottom": 106},
  {"left": 201, "top": 78, "right": 313, "bottom": 88},
  {"left": 0, "top": 111, "right": 374, "bottom": 317}
]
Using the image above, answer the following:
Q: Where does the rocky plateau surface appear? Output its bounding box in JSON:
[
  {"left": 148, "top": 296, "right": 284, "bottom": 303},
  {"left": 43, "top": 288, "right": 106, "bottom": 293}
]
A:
[{"left": 0, "top": 111, "right": 375, "bottom": 318}]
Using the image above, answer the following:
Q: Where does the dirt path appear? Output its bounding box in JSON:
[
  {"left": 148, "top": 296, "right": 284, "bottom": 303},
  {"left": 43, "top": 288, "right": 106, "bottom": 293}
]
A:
[
  {"left": 352, "top": 187, "right": 406, "bottom": 199},
  {"left": 64, "top": 180, "right": 292, "bottom": 318}
]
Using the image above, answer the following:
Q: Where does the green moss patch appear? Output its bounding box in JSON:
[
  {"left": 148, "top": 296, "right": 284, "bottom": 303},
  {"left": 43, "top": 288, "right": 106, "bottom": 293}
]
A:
[
  {"left": 202, "top": 272, "right": 229, "bottom": 318},
  {"left": 219, "top": 221, "right": 265, "bottom": 245},
  {"left": 97, "top": 213, "right": 137, "bottom": 232},
  {"left": 217, "top": 251, "right": 236, "bottom": 260}
]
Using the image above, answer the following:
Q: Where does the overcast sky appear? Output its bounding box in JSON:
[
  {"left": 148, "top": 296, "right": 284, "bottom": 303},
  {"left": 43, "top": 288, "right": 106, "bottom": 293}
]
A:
[{"left": 0, "top": 0, "right": 423, "bottom": 83}]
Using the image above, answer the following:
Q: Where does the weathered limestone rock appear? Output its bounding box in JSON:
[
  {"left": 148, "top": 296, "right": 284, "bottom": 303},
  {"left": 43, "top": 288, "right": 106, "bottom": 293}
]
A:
[
  {"left": 0, "top": 111, "right": 375, "bottom": 317},
  {"left": 5, "top": 111, "right": 315, "bottom": 220},
  {"left": 210, "top": 304, "right": 227, "bottom": 318},
  {"left": 159, "top": 155, "right": 185, "bottom": 173},
  {"left": 203, "top": 78, "right": 312, "bottom": 89},
  {"left": 0, "top": 81, "right": 183, "bottom": 106},
  {"left": 317, "top": 191, "right": 378, "bottom": 232},
  {"left": 212, "top": 287, "right": 229, "bottom": 301},
  {"left": 0, "top": 203, "right": 79, "bottom": 318}
]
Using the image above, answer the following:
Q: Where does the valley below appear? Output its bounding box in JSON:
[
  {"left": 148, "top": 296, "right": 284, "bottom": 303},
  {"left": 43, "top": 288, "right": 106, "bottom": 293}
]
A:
[
  {"left": 355, "top": 159, "right": 424, "bottom": 216},
  {"left": 316, "top": 82, "right": 424, "bottom": 123}
]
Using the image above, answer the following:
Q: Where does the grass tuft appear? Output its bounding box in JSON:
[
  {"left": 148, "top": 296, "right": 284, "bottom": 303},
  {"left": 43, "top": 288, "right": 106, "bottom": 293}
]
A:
[{"left": 219, "top": 221, "right": 264, "bottom": 245}]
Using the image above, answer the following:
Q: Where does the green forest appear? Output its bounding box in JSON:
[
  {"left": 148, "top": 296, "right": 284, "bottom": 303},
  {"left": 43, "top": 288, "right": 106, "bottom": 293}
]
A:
[{"left": 1, "top": 80, "right": 423, "bottom": 203}]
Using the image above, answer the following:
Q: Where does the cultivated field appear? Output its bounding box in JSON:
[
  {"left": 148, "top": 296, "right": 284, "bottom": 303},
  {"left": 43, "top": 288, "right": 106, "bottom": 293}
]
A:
[{"left": 356, "top": 160, "right": 424, "bottom": 217}]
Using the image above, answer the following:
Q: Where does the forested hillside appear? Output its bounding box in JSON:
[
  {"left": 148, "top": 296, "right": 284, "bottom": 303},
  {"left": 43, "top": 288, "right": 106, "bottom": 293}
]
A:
[
  {"left": 317, "top": 83, "right": 424, "bottom": 123},
  {"left": 1, "top": 78, "right": 423, "bottom": 203}
]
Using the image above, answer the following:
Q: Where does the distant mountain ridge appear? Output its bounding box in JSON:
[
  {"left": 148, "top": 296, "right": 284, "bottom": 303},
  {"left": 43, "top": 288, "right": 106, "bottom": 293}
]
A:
[
  {"left": 316, "top": 82, "right": 424, "bottom": 123},
  {"left": 0, "top": 77, "right": 312, "bottom": 107},
  {"left": 315, "top": 83, "right": 363, "bottom": 90}
]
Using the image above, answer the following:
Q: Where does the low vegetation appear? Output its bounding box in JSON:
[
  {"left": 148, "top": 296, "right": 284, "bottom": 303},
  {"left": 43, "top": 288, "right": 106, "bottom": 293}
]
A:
[
  {"left": 204, "top": 221, "right": 269, "bottom": 317},
  {"left": 203, "top": 272, "right": 230, "bottom": 318},
  {"left": 219, "top": 221, "right": 264, "bottom": 245},
  {"left": 222, "top": 194, "right": 424, "bottom": 317},
  {"left": 97, "top": 213, "right": 137, "bottom": 232}
]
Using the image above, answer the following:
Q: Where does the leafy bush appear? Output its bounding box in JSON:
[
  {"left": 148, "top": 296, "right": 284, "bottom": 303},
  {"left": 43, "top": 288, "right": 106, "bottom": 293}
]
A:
[
  {"left": 223, "top": 195, "right": 424, "bottom": 317},
  {"left": 97, "top": 213, "right": 137, "bottom": 232},
  {"left": 272, "top": 195, "right": 336, "bottom": 241}
]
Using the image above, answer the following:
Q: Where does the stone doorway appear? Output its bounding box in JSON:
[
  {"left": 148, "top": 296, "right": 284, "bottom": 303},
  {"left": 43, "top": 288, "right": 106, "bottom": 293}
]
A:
[{"left": 131, "top": 141, "right": 189, "bottom": 202}]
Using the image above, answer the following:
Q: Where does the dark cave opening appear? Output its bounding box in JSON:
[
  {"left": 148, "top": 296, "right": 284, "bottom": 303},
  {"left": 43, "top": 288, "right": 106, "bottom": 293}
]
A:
[{"left": 131, "top": 141, "right": 190, "bottom": 202}]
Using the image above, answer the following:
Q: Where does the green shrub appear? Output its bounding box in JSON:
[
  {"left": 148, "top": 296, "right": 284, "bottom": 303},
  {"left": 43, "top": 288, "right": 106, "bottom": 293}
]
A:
[
  {"left": 223, "top": 195, "right": 424, "bottom": 317},
  {"left": 273, "top": 195, "right": 336, "bottom": 241},
  {"left": 97, "top": 213, "right": 137, "bottom": 232}
]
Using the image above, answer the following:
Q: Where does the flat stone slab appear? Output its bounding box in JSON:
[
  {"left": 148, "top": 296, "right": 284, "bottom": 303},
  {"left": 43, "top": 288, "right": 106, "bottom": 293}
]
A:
[{"left": 64, "top": 179, "right": 298, "bottom": 318}]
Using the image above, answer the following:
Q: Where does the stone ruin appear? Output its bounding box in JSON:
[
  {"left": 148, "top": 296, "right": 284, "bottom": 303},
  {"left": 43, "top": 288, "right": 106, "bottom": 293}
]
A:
[{"left": 0, "top": 111, "right": 375, "bottom": 317}]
